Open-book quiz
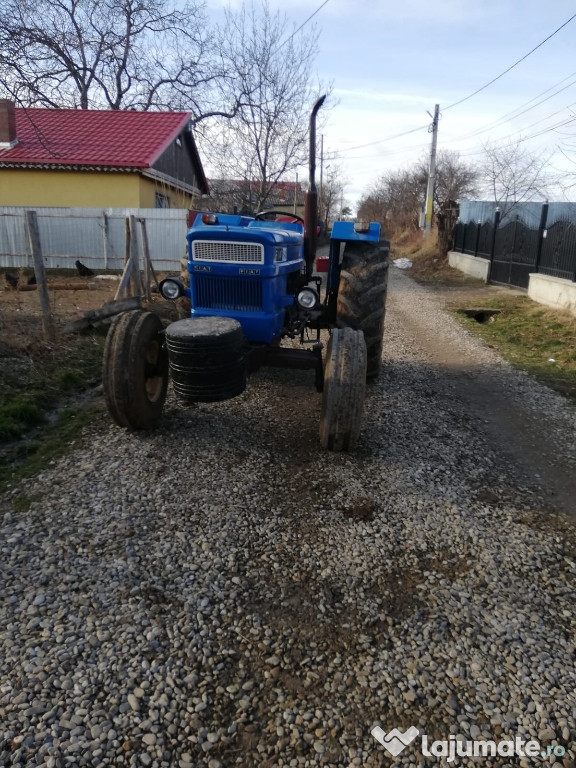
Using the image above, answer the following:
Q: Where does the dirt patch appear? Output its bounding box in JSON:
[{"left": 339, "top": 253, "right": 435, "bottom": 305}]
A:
[
  {"left": 1, "top": 272, "right": 119, "bottom": 346},
  {"left": 419, "top": 280, "right": 524, "bottom": 308},
  {"left": 340, "top": 496, "right": 376, "bottom": 522}
]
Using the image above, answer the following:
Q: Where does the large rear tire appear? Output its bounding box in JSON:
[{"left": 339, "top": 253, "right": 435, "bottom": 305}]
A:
[
  {"left": 319, "top": 327, "right": 367, "bottom": 451},
  {"left": 102, "top": 310, "right": 169, "bottom": 430},
  {"left": 336, "top": 240, "right": 389, "bottom": 379}
]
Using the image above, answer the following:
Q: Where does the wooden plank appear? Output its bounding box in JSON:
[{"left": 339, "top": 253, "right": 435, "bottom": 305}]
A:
[
  {"left": 129, "top": 214, "right": 143, "bottom": 297},
  {"left": 139, "top": 218, "right": 159, "bottom": 299},
  {"left": 25, "top": 209, "right": 56, "bottom": 342},
  {"left": 63, "top": 296, "right": 141, "bottom": 333},
  {"left": 114, "top": 218, "right": 133, "bottom": 301},
  {"left": 102, "top": 212, "right": 110, "bottom": 270},
  {"left": 114, "top": 258, "right": 133, "bottom": 301},
  {"left": 7, "top": 282, "right": 95, "bottom": 292}
]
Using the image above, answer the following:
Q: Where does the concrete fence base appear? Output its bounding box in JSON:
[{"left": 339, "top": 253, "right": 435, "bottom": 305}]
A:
[
  {"left": 528, "top": 273, "right": 576, "bottom": 317},
  {"left": 448, "top": 251, "right": 490, "bottom": 282},
  {"left": 448, "top": 250, "right": 576, "bottom": 317}
]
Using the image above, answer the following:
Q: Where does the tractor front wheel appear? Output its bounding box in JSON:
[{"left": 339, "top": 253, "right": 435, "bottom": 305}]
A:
[
  {"left": 102, "top": 310, "right": 169, "bottom": 430},
  {"left": 319, "top": 327, "right": 367, "bottom": 451},
  {"left": 336, "top": 240, "right": 389, "bottom": 379}
]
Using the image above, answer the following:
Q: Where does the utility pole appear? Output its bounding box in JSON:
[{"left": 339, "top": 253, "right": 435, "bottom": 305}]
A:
[{"left": 423, "top": 104, "right": 439, "bottom": 235}]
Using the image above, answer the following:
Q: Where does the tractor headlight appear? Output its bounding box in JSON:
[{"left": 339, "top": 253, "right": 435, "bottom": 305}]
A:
[
  {"left": 159, "top": 278, "right": 185, "bottom": 300},
  {"left": 296, "top": 287, "right": 319, "bottom": 310},
  {"left": 274, "top": 247, "right": 287, "bottom": 263}
]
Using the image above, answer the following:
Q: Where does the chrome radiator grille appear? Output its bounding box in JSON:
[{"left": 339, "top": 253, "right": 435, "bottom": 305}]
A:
[{"left": 192, "top": 240, "right": 264, "bottom": 264}]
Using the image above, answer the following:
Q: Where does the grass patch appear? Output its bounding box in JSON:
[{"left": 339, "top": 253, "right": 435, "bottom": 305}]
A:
[
  {"left": 0, "top": 401, "right": 46, "bottom": 440},
  {"left": 0, "top": 402, "right": 105, "bottom": 490},
  {"left": 454, "top": 294, "right": 576, "bottom": 402},
  {"left": 0, "top": 333, "right": 106, "bottom": 491}
]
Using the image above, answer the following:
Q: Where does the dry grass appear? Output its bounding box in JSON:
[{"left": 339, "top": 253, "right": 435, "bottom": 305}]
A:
[
  {"left": 390, "top": 229, "right": 482, "bottom": 285},
  {"left": 455, "top": 294, "right": 576, "bottom": 402}
]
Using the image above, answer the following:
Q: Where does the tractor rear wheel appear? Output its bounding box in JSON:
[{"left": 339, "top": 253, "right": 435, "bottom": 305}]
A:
[
  {"left": 336, "top": 240, "right": 389, "bottom": 379},
  {"left": 103, "top": 310, "right": 169, "bottom": 430},
  {"left": 319, "top": 327, "right": 367, "bottom": 451}
]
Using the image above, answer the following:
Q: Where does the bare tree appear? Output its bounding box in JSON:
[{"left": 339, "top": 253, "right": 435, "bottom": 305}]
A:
[
  {"left": 357, "top": 168, "right": 423, "bottom": 233},
  {"left": 358, "top": 151, "right": 478, "bottom": 241},
  {"left": 415, "top": 149, "right": 479, "bottom": 254},
  {"left": 425, "top": 149, "right": 478, "bottom": 208},
  {"left": 0, "top": 0, "right": 239, "bottom": 119},
  {"left": 207, "top": 1, "right": 327, "bottom": 211},
  {"left": 479, "top": 140, "right": 551, "bottom": 217},
  {"left": 319, "top": 163, "right": 348, "bottom": 231}
]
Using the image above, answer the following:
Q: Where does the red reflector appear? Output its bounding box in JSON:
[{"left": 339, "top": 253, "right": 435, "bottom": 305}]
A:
[{"left": 202, "top": 213, "right": 218, "bottom": 225}]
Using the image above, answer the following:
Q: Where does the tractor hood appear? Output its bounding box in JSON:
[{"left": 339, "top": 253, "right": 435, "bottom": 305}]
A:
[{"left": 187, "top": 214, "right": 303, "bottom": 248}]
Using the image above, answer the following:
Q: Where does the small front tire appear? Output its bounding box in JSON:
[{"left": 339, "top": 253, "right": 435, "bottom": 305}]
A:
[{"left": 102, "top": 310, "right": 169, "bottom": 430}]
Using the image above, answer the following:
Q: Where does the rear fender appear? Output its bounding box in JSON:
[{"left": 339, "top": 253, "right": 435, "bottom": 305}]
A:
[{"left": 330, "top": 221, "right": 380, "bottom": 243}]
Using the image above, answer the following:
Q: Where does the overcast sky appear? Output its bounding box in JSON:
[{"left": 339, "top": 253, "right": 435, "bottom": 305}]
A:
[{"left": 206, "top": 0, "right": 576, "bottom": 211}]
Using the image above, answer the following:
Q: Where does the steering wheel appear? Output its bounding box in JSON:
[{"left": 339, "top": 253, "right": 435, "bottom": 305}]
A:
[{"left": 254, "top": 210, "right": 304, "bottom": 224}]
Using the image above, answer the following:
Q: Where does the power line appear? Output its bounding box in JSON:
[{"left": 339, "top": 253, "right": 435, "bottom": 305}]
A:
[
  {"left": 444, "top": 11, "right": 576, "bottom": 111},
  {"left": 457, "top": 114, "right": 576, "bottom": 157},
  {"left": 277, "top": 0, "right": 332, "bottom": 51},
  {"left": 333, "top": 123, "right": 429, "bottom": 155},
  {"left": 337, "top": 142, "right": 430, "bottom": 161},
  {"left": 448, "top": 71, "right": 576, "bottom": 143}
]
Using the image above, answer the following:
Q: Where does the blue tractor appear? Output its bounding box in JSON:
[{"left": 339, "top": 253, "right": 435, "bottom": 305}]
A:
[{"left": 102, "top": 97, "right": 389, "bottom": 450}]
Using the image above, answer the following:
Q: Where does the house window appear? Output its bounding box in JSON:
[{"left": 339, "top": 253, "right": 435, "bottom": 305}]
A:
[{"left": 155, "top": 192, "right": 170, "bottom": 208}]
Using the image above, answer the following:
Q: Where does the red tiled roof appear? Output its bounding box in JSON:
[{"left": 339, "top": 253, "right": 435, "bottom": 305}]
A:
[{"left": 0, "top": 108, "right": 191, "bottom": 168}]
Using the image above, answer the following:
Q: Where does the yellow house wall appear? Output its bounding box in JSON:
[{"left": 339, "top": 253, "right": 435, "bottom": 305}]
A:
[
  {"left": 0, "top": 169, "right": 142, "bottom": 207},
  {"left": 0, "top": 169, "right": 197, "bottom": 208}
]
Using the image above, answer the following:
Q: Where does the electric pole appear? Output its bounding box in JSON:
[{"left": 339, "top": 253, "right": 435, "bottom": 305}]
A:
[{"left": 423, "top": 104, "right": 439, "bottom": 235}]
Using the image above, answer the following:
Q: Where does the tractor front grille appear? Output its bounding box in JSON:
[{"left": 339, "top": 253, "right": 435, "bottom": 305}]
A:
[
  {"left": 192, "top": 240, "right": 264, "bottom": 264},
  {"left": 194, "top": 275, "right": 263, "bottom": 312}
]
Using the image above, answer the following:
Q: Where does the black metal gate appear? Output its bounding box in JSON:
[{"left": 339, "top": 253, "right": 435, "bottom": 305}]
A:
[
  {"left": 539, "top": 220, "right": 576, "bottom": 281},
  {"left": 490, "top": 219, "right": 539, "bottom": 288},
  {"left": 452, "top": 205, "right": 576, "bottom": 289}
]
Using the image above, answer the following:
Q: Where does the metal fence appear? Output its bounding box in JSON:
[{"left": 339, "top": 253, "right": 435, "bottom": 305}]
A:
[
  {"left": 0, "top": 207, "right": 189, "bottom": 272},
  {"left": 453, "top": 202, "right": 576, "bottom": 288}
]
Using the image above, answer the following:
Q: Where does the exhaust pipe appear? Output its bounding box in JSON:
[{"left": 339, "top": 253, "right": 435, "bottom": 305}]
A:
[{"left": 304, "top": 95, "right": 326, "bottom": 280}]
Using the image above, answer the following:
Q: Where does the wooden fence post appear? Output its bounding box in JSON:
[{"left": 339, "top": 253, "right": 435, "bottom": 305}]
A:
[
  {"left": 113, "top": 217, "right": 134, "bottom": 301},
  {"left": 25, "top": 209, "right": 56, "bottom": 343},
  {"left": 129, "top": 215, "right": 144, "bottom": 297},
  {"left": 139, "top": 218, "right": 159, "bottom": 300},
  {"left": 102, "top": 212, "right": 110, "bottom": 271}
]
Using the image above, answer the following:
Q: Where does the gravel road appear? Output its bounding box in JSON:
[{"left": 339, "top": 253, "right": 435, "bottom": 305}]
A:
[{"left": 2, "top": 268, "right": 575, "bottom": 768}]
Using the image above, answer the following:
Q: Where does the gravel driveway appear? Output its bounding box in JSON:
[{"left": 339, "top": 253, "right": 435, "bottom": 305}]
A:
[{"left": 2, "top": 268, "right": 575, "bottom": 768}]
